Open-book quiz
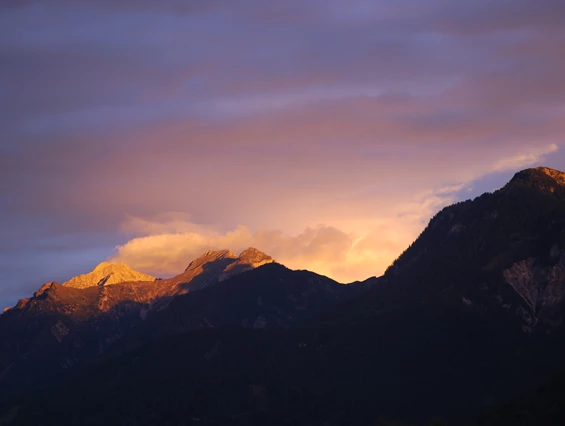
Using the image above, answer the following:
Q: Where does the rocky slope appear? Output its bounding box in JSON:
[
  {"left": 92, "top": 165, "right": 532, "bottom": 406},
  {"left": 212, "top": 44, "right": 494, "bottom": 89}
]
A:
[{"left": 63, "top": 262, "right": 155, "bottom": 288}]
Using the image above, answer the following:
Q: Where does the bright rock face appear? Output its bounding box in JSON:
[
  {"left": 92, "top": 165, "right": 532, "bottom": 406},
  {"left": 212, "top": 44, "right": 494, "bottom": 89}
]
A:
[
  {"left": 167, "top": 248, "right": 274, "bottom": 292},
  {"left": 220, "top": 248, "right": 275, "bottom": 281},
  {"left": 63, "top": 262, "right": 155, "bottom": 289},
  {"left": 503, "top": 246, "right": 565, "bottom": 330},
  {"left": 538, "top": 166, "right": 565, "bottom": 185},
  {"left": 506, "top": 166, "right": 565, "bottom": 199},
  {"left": 183, "top": 249, "right": 237, "bottom": 275}
]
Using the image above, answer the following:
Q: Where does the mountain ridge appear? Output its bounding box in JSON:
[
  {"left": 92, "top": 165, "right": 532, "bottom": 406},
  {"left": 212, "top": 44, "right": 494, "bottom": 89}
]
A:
[{"left": 0, "top": 247, "right": 368, "bottom": 397}]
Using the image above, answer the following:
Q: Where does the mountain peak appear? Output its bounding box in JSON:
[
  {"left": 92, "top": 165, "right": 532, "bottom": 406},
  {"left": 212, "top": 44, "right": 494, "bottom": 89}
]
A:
[
  {"left": 93, "top": 261, "right": 124, "bottom": 272},
  {"left": 509, "top": 166, "right": 565, "bottom": 186},
  {"left": 238, "top": 247, "right": 273, "bottom": 263},
  {"left": 169, "top": 248, "right": 275, "bottom": 292},
  {"left": 185, "top": 249, "right": 237, "bottom": 272},
  {"left": 34, "top": 282, "right": 59, "bottom": 297},
  {"left": 535, "top": 166, "right": 565, "bottom": 184},
  {"left": 220, "top": 248, "right": 274, "bottom": 281},
  {"left": 63, "top": 262, "right": 155, "bottom": 289},
  {"left": 504, "top": 166, "right": 565, "bottom": 198}
]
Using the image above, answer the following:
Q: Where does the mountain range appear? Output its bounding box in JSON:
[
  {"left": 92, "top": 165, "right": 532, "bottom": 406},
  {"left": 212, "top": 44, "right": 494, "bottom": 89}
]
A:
[
  {"left": 1, "top": 166, "right": 564, "bottom": 426},
  {"left": 0, "top": 247, "right": 372, "bottom": 398}
]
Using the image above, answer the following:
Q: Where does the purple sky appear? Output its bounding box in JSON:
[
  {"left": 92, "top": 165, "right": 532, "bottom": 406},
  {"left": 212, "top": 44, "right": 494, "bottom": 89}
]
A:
[{"left": 1, "top": 0, "right": 564, "bottom": 308}]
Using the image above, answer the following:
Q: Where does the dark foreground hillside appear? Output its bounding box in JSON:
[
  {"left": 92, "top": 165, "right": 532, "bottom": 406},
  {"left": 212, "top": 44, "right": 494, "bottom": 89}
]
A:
[
  {"left": 4, "top": 312, "right": 562, "bottom": 426},
  {"left": 478, "top": 372, "right": 565, "bottom": 426}
]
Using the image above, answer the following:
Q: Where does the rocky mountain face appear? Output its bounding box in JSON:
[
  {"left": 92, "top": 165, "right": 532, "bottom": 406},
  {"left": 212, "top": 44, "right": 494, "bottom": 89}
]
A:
[
  {"left": 1, "top": 167, "right": 565, "bottom": 426},
  {"left": 220, "top": 247, "right": 275, "bottom": 281},
  {"left": 163, "top": 247, "right": 274, "bottom": 292},
  {"left": 63, "top": 262, "right": 155, "bottom": 289}
]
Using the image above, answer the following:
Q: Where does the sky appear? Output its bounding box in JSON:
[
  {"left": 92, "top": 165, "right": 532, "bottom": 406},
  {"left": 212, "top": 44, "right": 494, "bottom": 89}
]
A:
[{"left": 1, "top": 0, "right": 564, "bottom": 308}]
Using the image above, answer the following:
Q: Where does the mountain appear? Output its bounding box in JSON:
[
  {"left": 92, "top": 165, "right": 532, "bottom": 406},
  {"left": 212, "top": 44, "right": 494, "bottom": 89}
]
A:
[
  {"left": 0, "top": 248, "right": 369, "bottom": 398},
  {"left": 311, "top": 165, "right": 565, "bottom": 419},
  {"left": 1, "top": 167, "right": 565, "bottom": 425},
  {"left": 63, "top": 261, "right": 155, "bottom": 288},
  {"left": 345, "top": 165, "right": 565, "bottom": 333}
]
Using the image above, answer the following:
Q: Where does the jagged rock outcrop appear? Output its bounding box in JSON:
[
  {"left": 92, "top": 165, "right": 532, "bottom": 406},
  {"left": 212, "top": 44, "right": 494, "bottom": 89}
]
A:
[
  {"left": 220, "top": 248, "right": 274, "bottom": 281},
  {"left": 63, "top": 262, "right": 155, "bottom": 289},
  {"left": 165, "top": 248, "right": 275, "bottom": 292},
  {"left": 503, "top": 245, "right": 565, "bottom": 330},
  {"left": 184, "top": 249, "right": 237, "bottom": 272}
]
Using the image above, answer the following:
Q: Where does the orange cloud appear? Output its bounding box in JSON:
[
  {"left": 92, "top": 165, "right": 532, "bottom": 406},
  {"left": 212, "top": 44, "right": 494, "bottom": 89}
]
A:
[{"left": 109, "top": 181, "right": 464, "bottom": 282}]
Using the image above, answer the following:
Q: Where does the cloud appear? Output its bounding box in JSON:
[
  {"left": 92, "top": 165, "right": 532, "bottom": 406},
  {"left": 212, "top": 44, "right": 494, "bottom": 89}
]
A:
[
  {"left": 492, "top": 144, "right": 559, "bottom": 173},
  {"left": 111, "top": 222, "right": 359, "bottom": 281},
  {"left": 109, "top": 181, "right": 466, "bottom": 283}
]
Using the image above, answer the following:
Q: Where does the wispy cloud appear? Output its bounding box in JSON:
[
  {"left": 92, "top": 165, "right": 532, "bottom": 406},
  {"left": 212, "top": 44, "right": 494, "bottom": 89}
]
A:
[{"left": 492, "top": 144, "right": 559, "bottom": 173}]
